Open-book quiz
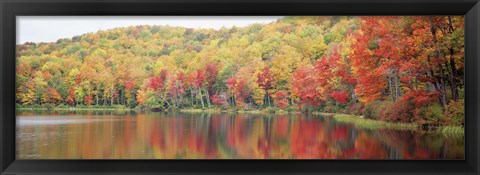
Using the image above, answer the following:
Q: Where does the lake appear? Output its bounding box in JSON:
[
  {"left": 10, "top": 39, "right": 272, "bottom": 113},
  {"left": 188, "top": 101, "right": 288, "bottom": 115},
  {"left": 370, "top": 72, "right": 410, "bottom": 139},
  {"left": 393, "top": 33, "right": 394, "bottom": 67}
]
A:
[{"left": 16, "top": 110, "right": 464, "bottom": 159}]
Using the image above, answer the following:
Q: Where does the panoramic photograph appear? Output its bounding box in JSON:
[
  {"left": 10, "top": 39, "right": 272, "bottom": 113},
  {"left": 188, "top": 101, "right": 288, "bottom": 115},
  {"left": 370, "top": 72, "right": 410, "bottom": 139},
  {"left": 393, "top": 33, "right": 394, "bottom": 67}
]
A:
[{"left": 16, "top": 16, "right": 464, "bottom": 159}]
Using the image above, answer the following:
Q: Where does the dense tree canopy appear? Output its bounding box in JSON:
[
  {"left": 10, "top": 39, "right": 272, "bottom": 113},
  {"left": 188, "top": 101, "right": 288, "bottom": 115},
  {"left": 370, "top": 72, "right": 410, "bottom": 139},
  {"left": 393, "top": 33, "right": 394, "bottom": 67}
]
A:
[{"left": 16, "top": 16, "right": 465, "bottom": 125}]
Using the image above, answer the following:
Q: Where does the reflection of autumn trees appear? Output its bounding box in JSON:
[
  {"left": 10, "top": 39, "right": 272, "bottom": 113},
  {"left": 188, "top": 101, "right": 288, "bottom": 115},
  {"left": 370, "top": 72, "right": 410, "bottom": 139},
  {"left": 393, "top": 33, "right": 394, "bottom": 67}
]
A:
[
  {"left": 372, "top": 130, "right": 464, "bottom": 159},
  {"left": 353, "top": 132, "right": 388, "bottom": 159},
  {"left": 17, "top": 112, "right": 464, "bottom": 159}
]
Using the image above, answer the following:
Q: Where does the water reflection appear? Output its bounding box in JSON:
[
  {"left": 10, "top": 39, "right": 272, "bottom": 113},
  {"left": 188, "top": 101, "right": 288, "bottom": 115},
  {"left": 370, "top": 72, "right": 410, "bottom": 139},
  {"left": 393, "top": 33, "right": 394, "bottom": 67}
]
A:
[{"left": 16, "top": 111, "right": 464, "bottom": 159}]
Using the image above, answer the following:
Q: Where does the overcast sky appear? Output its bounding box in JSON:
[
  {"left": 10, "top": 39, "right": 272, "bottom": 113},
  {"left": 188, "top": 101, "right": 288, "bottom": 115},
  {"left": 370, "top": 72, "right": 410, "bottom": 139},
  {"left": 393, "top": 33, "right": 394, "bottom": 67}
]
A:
[{"left": 17, "top": 16, "right": 282, "bottom": 44}]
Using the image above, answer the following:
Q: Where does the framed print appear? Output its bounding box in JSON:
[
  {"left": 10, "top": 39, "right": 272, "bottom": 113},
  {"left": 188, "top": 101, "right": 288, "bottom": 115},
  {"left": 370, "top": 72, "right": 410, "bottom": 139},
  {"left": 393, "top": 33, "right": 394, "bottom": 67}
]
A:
[{"left": 1, "top": 0, "right": 480, "bottom": 174}]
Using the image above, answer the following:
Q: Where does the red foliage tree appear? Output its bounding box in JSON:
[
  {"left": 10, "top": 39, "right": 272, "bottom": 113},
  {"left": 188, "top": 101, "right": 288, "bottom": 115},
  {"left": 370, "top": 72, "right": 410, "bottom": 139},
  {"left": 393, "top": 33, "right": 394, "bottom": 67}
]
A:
[
  {"left": 401, "top": 90, "right": 439, "bottom": 106},
  {"left": 273, "top": 90, "right": 289, "bottom": 109},
  {"left": 226, "top": 77, "right": 236, "bottom": 90},
  {"left": 187, "top": 69, "right": 205, "bottom": 89},
  {"left": 168, "top": 72, "right": 187, "bottom": 106},
  {"left": 45, "top": 87, "right": 63, "bottom": 105},
  {"left": 257, "top": 66, "right": 274, "bottom": 106},
  {"left": 125, "top": 80, "right": 135, "bottom": 91},
  {"left": 291, "top": 66, "right": 322, "bottom": 106},
  {"left": 349, "top": 17, "right": 392, "bottom": 103},
  {"left": 204, "top": 62, "right": 218, "bottom": 92},
  {"left": 66, "top": 87, "right": 76, "bottom": 105},
  {"left": 226, "top": 77, "right": 249, "bottom": 108},
  {"left": 159, "top": 69, "right": 168, "bottom": 83},
  {"left": 148, "top": 76, "right": 165, "bottom": 92},
  {"left": 234, "top": 79, "right": 248, "bottom": 108},
  {"left": 84, "top": 95, "right": 94, "bottom": 105},
  {"left": 331, "top": 91, "right": 349, "bottom": 104},
  {"left": 211, "top": 93, "right": 226, "bottom": 106},
  {"left": 257, "top": 66, "right": 274, "bottom": 91}
]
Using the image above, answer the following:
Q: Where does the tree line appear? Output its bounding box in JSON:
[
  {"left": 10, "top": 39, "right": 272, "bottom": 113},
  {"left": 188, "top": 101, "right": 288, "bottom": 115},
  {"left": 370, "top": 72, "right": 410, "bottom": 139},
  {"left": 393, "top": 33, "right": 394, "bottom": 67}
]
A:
[{"left": 16, "top": 16, "right": 465, "bottom": 126}]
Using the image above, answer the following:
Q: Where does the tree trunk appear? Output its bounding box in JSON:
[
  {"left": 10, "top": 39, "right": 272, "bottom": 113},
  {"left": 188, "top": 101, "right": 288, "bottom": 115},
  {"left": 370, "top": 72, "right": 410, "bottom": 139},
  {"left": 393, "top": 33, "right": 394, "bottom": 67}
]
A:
[
  {"left": 231, "top": 92, "right": 235, "bottom": 107},
  {"left": 448, "top": 61, "right": 458, "bottom": 101},
  {"left": 393, "top": 70, "right": 401, "bottom": 100},
  {"left": 122, "top": 90, "right": 126, "bottom": 106},
  {"left": 173, "top": 92, "right": 180, "bottom": 107},
  {"left": 349, "top": 84, "right": 356, "bottom": 105},
  {"left": 429, "top": 17, "right": 447, "bottom": 108},
  {"left": 205, "top": 88, "right": 211, "bottom": 107},
  {"left": 447, "top": 16, "right": 455, "bottom": 31},
  {"left": 103, "top": 95, "right": 106, "bottom": 106},
  {"left": 174, "top": 91, "right": 178, "bottom": 107},
  {"left": 388, "top": 75, "right": 394, "bottom": 100},
  {"left": 160, "top": 96, "right": 171, "bottom": 108},
  {"left": 440, "top": 76, "right": 447, "bottom": 107},
  {"left": 172, "top": 93, "right": 177, "bottom": 108},
  {"left": 449, "top": 49, "right": 458, "bottom": 101},
  {"left": 117, "top": 91, "right": 120, "bottom": 105},
  {"left": 190, "top": 88, "right": 195, "bottom": 106},
  {"left": 267, "top": 93, "right": 271, "bottom": 107},
  {"left": 110, "top": 88, "right": 114, "bottom": 106},
  {"left": 198, "top": 88, "right": 204, "bottom": 108},
  {"left": 178, "top": 90, "right": 183, "bottom": 107}
]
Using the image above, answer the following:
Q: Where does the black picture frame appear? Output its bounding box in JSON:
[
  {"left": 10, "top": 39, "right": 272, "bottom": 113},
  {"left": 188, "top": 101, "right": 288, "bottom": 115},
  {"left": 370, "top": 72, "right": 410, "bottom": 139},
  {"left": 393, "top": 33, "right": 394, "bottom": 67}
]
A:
[{"left": 1, "top": 0, "right": 479, "bottom": 174}]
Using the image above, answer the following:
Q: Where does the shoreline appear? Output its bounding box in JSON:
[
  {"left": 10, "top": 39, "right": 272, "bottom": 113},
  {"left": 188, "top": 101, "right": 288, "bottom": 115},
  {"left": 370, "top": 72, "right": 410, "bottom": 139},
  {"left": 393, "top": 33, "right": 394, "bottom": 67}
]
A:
[
  {"left": 331, "top": 114, "right": 464, "bottom": 135},
  {"left": 16, "top": 107, "right": 464, "bottom": 134}
]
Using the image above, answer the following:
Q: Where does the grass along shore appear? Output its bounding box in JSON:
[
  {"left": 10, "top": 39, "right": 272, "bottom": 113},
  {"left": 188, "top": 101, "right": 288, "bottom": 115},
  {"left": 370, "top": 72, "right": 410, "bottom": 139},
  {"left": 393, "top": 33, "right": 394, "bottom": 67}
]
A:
[
  {"left": 438, "top": 126, "right": 465, "bottom": 135},
  {"left": 332, "top": 114, "right": 419, "bottom": 131},
  {"left": 331, "top": 114, "right": 464, "bottom": 134}
]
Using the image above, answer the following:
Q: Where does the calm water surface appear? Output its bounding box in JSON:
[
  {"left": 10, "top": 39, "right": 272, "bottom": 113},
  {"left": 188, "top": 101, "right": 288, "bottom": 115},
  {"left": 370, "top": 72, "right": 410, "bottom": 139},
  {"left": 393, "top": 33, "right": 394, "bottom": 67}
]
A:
[{"left": 16, "top": 111, "right": 464, "bottom": 159}]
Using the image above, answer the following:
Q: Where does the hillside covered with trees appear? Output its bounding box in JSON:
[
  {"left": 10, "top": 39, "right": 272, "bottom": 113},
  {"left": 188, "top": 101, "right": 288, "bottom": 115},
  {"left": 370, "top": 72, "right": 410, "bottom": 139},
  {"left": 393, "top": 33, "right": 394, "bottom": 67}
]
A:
[{"left": 16, "top": 16, "right": 465, "bottom": 127}]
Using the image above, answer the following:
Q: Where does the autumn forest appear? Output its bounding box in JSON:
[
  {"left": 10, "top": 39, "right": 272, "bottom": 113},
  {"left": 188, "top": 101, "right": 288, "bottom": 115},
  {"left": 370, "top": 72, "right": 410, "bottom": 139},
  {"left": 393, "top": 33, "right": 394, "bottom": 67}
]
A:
[{"left": 16, "top": 16, "right": 465, "bottom": 128}]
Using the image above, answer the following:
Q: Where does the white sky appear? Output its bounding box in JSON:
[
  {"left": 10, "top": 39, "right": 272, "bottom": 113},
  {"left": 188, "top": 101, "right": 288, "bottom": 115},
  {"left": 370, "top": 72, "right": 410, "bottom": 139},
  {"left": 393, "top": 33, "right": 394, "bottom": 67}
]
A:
[{"left": 17, "top": 16, "right": 283, "bottom": 44}]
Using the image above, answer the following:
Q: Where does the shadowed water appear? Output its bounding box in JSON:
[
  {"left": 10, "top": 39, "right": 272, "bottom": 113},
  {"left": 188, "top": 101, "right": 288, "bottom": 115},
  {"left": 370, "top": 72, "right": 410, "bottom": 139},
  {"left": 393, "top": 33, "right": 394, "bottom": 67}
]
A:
[{"left": 16, "top": 111, "right": 464, "bottom": 159}]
